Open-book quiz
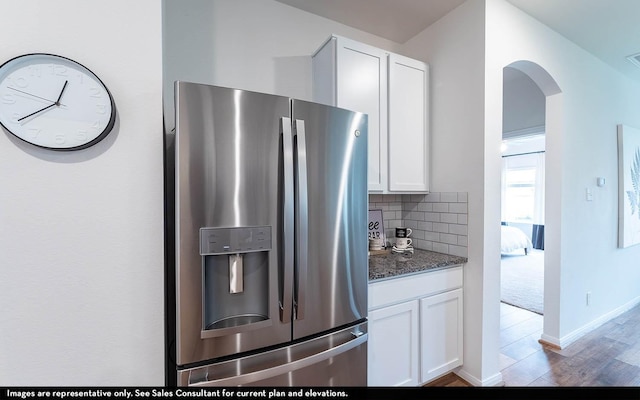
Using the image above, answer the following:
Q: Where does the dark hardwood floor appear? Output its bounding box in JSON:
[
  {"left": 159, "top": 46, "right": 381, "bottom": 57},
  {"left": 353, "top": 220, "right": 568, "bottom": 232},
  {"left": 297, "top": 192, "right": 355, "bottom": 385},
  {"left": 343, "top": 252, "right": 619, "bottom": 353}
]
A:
[{"left": 427, "top": 302, "right": 640, "bottom": 387}]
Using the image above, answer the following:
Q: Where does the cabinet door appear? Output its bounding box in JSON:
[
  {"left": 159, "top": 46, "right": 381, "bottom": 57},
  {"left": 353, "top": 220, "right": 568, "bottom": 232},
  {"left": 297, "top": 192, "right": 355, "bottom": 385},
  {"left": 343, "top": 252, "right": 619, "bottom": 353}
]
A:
[
  {"left": 335, "top": 37, "right": 388, "bottom": 192},
  {"left": 368, "top": 300, "right": 419, "bottom": 386},
  {"left": 420, "top": 288, "right": 463, "bottom": 383},
  {"left": 388, "top": 54, "right": 429, "bottom": 192}
]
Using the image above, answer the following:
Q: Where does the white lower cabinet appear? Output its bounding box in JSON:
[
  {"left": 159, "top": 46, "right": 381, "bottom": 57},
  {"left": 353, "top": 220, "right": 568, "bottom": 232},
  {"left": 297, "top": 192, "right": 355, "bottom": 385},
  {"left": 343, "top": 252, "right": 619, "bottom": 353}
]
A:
[
  {"left": 367, "top": 266, "right": 463, "bottom": 386},
  {"left": 368, "top": 300, "right": 419, "bottom": 386},
  {"left": 420, "top": 288, "right": 463, "bottom": 383}
]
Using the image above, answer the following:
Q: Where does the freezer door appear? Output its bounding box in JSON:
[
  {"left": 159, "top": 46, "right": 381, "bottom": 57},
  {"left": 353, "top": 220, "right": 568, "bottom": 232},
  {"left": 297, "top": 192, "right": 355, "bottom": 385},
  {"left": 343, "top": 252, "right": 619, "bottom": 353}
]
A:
[
  {"left": 174, "top": 82, "right": 293, "bottom": 366},
  {"left": 291, "top": 100, "right": 368, "bottom": 340},
  {"left": 177, "top": 322, "right": 367, "bottom": 386}
]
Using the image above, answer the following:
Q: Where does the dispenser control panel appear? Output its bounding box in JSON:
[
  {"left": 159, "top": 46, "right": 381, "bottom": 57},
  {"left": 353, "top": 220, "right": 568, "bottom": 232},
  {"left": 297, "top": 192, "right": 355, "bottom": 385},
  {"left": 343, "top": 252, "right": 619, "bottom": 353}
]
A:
[{"left": 200, "top": 226, "right": 272, "bottom": 255}]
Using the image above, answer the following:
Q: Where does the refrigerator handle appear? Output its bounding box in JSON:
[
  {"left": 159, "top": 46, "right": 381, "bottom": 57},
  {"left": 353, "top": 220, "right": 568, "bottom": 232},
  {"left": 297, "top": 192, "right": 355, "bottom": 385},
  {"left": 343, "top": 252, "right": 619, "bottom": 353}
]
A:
[
  {"left": 280, "top": 117, "right": 294, "bottom": 324},
  {"left": 293, "top": 119, "right": 308, "bottom": 321},
  {"left": 186, "top": 332, "right": 368, "bottom": 387}
]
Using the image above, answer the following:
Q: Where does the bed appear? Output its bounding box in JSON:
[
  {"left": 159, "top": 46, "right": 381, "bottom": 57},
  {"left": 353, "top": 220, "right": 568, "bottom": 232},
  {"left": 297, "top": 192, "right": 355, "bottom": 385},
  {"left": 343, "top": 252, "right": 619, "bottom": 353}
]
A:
[{"left": 501, "top": 225, "right": 533, "bottom": 255}]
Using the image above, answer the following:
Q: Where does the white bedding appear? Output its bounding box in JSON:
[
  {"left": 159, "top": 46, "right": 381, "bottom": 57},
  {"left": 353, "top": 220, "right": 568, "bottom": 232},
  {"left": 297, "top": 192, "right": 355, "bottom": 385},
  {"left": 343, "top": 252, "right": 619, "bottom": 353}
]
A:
[{"left": 501, "top": 225, "right": 533, "bottom": 254}]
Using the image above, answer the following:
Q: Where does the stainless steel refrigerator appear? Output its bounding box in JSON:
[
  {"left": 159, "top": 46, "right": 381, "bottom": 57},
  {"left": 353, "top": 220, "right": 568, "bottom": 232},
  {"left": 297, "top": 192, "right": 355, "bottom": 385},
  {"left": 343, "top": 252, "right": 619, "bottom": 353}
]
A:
[{"left": 164, "top": 82, "right": 368, "bottom": 387}]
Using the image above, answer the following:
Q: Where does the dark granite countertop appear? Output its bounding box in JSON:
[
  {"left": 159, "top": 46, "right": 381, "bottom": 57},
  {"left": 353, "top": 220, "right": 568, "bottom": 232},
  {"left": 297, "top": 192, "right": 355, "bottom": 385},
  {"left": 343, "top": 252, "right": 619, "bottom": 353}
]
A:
[{"left": 369, "top": 248, "right": 467, "bottom": 282}]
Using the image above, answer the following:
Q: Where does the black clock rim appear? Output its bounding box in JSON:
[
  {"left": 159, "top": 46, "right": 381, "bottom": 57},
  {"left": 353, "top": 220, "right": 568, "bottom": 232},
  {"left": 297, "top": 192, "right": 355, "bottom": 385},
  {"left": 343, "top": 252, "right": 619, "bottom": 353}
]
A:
[{"left": 0, "top": 52, "right": 117, "bottom": 151}]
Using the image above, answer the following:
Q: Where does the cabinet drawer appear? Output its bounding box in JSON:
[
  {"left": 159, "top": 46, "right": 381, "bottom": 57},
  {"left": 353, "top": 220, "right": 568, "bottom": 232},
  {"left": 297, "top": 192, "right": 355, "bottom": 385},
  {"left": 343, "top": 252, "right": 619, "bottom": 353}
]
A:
[{"left": 369, "top": 266, "right": 462, "bottom": 310}]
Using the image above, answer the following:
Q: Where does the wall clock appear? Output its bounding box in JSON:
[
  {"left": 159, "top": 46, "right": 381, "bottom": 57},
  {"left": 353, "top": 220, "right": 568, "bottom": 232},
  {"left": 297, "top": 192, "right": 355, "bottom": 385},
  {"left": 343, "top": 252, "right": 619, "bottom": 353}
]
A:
[{"left": 0, "top": 53, "right": 116, "bottom": 151}]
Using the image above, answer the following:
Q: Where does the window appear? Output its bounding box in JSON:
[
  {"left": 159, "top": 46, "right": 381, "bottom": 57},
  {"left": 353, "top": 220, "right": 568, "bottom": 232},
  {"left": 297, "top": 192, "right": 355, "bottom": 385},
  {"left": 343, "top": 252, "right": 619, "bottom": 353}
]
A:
[
  {"left": 503, "top": 166, "right": 536, "bottom": 222},
  {"left": 501, "top": 152, "right": 545, "bottom": 224}
]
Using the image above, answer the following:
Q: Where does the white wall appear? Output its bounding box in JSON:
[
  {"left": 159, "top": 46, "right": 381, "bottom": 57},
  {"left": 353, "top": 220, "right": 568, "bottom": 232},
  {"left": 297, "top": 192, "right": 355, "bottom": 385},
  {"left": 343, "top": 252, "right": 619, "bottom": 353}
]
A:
[
  {"left": 6, "top": 0, "right": 631, "bottom": 388},
  {"left": 486, "top": 0, "right": 640, "bottom": 347},
  {"left": 401, "top": 0, "right": 503, "bottom": 387},
  {"left": 162, "top": 0, "right": 402, "bottom": 133},
  {"left": 401, "top": 0, "right": 640, "bottom": 385},
  {"left": 0, "top": 0, "right": 165, "bottom": 386}
]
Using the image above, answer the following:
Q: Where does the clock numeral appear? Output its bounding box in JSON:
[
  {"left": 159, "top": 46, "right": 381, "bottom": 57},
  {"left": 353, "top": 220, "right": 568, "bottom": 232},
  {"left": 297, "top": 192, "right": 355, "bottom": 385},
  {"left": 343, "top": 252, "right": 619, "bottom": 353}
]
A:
[
  {"left": 28, "top": 66, "right": 42, "bottom": 77},
  {"left": 10, "top": 112, "right": 21, "bottom": 124},
  {"left": 28, "top": 128, "right": 41, "bottom": 139},
  {"left": 77, "top": 130, "right": 88, "bottom": 142},
  {"left": 55, "top": 134, "right": 66, "bottom": 145},
  {"left": 1, "top": 94, "right": 16, "bottom": 104},
  {"left": 8, "top": 76, "right": 28, "bottom": 89},
  {"left": 95, "top": 104, "right": 108, "bottom": 114},
  {"left": 49, "top": 64, "right": 68, "bottom": 77},
  {"left": 89, "top": 87, "right": 102, "bottom": 98}
]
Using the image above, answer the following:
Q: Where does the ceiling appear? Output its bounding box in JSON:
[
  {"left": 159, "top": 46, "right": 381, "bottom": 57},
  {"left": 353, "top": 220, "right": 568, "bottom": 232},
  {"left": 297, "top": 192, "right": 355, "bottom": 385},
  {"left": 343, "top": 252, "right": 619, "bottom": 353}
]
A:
[{"left": 275, "top": 0, "right": 640, "bottom": 82}]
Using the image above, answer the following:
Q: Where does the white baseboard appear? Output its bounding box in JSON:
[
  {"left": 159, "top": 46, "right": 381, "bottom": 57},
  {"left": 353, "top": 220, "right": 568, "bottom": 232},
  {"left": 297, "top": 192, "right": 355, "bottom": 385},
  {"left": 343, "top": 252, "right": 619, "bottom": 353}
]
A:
[
  {"left": 541, "top": 296, "right": 640, "bottom": 349},
  {"left": 455, "top": 368, "right": 503, "bottom": 387}
]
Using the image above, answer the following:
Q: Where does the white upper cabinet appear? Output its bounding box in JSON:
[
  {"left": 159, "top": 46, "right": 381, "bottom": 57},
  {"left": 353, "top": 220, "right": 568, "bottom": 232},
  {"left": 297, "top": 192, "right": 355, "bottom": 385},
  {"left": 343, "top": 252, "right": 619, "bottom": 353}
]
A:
[
  {"left": 312, "top": 35, "right": 429, "bottom": 193},
  {"left": 388, "top": 54, "right": 429, "bottom": 192},
  {"left": 313, "top": 35, "right": 388, "bottom": 191}
]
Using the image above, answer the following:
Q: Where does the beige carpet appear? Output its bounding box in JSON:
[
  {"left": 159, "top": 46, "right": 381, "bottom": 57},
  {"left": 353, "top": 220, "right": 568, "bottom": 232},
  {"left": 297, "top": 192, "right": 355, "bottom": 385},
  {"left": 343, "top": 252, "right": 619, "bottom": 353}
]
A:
[{"left": 500, "top": 249, "right": 544, "bottom": 315}]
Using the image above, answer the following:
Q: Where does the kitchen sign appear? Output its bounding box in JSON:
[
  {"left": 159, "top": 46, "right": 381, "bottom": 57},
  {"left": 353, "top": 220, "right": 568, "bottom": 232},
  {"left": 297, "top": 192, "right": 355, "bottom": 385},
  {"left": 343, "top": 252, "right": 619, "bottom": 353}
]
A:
[{"left": 368, "top": 209, "right": 385, "bottom": 241}]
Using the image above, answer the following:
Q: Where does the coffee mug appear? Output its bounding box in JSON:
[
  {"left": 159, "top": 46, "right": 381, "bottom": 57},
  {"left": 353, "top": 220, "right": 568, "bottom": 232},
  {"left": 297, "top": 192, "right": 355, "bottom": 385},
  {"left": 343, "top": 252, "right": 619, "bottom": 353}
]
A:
[
  {"left": 395, "top": 227, "right": 412, "bottom": 238},
  {"left": 395, "top": 237, "right": 412, "bottom": 248}
]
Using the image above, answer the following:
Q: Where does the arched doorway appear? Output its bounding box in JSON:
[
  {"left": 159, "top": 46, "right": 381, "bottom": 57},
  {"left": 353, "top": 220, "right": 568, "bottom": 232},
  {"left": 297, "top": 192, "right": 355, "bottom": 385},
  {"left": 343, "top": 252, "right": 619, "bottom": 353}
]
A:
[
  {"left": 501, "top": 66, "right": 546, "bottom": 318},
  {"left": 500, "top": 60, "right": 562, "bottom": 349}
]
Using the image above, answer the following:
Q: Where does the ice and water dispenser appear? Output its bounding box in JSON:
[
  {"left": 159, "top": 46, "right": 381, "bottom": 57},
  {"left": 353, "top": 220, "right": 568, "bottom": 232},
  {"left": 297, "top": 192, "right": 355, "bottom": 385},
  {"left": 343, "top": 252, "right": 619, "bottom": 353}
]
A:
[{"left": 199, "top": 226, "right": 272, "bottom": 337}]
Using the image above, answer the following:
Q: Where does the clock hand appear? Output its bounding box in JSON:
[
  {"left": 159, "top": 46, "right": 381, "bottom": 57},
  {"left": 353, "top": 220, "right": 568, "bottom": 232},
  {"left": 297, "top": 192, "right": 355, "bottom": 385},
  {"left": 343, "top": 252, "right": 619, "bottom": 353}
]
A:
[
  {"left": 17, "top": 80, "right": 68, "bottom": 122},
  {"left": 55, "top": 80, "right": 68, "bottom": 105},
  {"left": 7, "top": 86, "right": 56, "bottom": 103},
  {"left": 17, "top": 102, "right": 56, "bottom": 121}
]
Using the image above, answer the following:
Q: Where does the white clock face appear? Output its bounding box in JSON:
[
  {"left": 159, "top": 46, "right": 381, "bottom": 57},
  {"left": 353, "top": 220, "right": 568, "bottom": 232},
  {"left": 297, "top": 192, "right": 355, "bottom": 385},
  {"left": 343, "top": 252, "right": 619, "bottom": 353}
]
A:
[{"left": 0, "top": 53, "right": 115, "bottom": 150}]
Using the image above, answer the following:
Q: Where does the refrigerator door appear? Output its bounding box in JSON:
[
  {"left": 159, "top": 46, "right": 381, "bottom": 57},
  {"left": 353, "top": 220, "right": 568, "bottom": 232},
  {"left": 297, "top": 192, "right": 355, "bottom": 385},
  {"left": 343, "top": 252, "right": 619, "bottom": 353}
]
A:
[
  {"left": 174, "top": 82, "right": 292, "bottom": 366},
  {"left": 177, "top": 322, "right": 368, "bottom": 386},
  {"left": 290, "top": 100, "right": 368, "bottom": 340}
]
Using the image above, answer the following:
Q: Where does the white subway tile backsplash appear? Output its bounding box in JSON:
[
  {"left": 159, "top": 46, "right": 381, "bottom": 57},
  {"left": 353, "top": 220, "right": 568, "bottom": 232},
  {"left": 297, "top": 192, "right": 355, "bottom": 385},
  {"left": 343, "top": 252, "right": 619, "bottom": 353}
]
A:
[
  {"left": 369, "top": 192, "right": 468, "bottom": 258},
  {"left": 448, "top": 245, "right": 467, "bottom": 257},
  {"left": 425, "top": 193, "right": 440, "bottom": 202},
  {"left": 387, "top": 219, "right": 402, "bottom": 229},
  {"left": 458, "top": 236, "right": 468, "bottom": 246},
  {"left": 433, "top": 222, "right": 449, "bottom": 233},
  {"left": 402, "top": 218, "right": 415, "bottom": 227},
  {"left": 449, "top": 224, "right": 468, "bottom": 236},
  {"left": 441, "top": 192, "right": 458, "bottom": 203},
  {"left": 383, "top": 211, "right": 396, "bottom": 220},
  {"left": 425, "top": 212, "right": 440, "bottom": 222},
  {"left": 433, "top": 203, "right": 449, "bottom": 213},
  {"left": 440, "top": 233, "right": 458, "bottom": 245},
  {"left": 432, "top": 242, "right": 449, "bottom": 254},
  {"left": 416, "top": 239, "right": 432, "bottom": 251},
  {"left": 417, "top": 221, "right": 433, "bottom": 231},
  {"left": 440, "top": 213, "right": 458, "bottom": 224},
  {"left": 408, "top": 194, "right": 427, "bottom": 202},
  {"left": 369, "top": 194, "right": 384, "bottom": 203},
  {"left": 449, "top": 203, "right": 467, "bottom": 214},
  {"left": 424, "top": 231, "right": 440, "bottom": 241}
]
